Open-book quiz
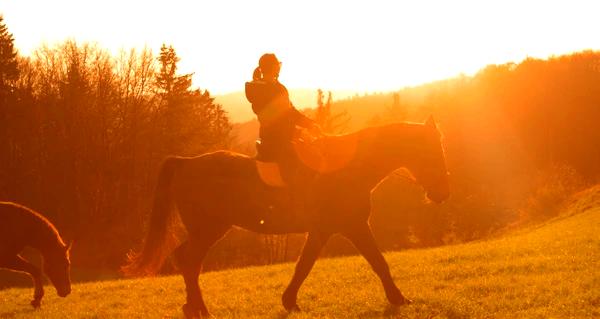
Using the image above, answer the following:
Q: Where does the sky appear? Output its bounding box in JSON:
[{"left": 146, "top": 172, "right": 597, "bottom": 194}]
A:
[{"left": 1, "top": 0, "right": 599, "bottom": 95}]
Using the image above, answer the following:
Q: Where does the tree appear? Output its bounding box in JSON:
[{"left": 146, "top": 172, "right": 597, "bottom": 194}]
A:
[
  {"left": 386, "top": 92, "right": 407, "bottom": 121},
  {"left": 0, "top": 15, "right": 20, "bottom": 198},
  {"left": 156, "top": 44, "right": 191, "bottom": 99},
  {"left": 314, "top": 89, "right": 350, "bottom": 134},
  {"left": 0, "top": 15, "right": 19, "bottom": 97},
  {"left": 154, "top": 44, "right": 231, "bottom": 155}
]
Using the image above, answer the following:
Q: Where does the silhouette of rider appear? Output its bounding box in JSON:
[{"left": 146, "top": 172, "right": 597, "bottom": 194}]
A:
[{"left": 245, "top": 53, "right": 322, "bottom": 184}]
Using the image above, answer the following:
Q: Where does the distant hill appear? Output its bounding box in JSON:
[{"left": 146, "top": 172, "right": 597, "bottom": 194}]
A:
[{"left": 2, "top": 185, "right": 598, "bottom": 318}]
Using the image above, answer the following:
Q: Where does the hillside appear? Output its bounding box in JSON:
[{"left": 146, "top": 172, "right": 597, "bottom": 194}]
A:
[{"left": 1, "top": 187, "right": 599, "bottom": 318}]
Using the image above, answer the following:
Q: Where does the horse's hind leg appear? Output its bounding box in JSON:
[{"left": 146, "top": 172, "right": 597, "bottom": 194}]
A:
[
  {"left": 175, "top": 241, "right": 206, "bottom": 319},
  {"left": 343, "top": 224, "right": 412, "bottom": 306},
  {"left": 174, "top": 225, "right": 229, "bottom": 319},
  {"left": 282, "top": 231, "right": 330, "bottom": 311},
  {"left": 0, "top": 254, "right": 45, "bottom": 307}
]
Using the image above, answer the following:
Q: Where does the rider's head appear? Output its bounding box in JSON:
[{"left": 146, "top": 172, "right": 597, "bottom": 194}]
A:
[{"left": 254, "top": 53, "right": 281, "bottom": 81}]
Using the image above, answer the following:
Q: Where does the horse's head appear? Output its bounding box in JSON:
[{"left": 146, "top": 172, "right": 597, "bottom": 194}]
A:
[
  {"left": 43, "top": 240, "right": 72, "bottom": 297},
  {"left": 410, "top": 116, "right": 450, "bottom": 203}
]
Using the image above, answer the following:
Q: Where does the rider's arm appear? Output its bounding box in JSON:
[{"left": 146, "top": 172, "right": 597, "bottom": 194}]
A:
[{"left": 281, "top": 83, "right": 321, "bottom": 130}]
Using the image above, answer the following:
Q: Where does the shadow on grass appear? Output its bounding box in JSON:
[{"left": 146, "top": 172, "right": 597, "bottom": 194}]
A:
[
  {"left": 355, "top": 304, "right": 409, "bottom": 318},
  {"left": 1, "top": 267, "right": 120, "bottom": 290},
  {"left": 355, "top": 299, "right": 469, "bottom": 319},
  {"left": 273, "top": 309, "right": 292, "bottom": 319},
  {"left": 0, "top": 304, "right": 38, "bottom": 319}
]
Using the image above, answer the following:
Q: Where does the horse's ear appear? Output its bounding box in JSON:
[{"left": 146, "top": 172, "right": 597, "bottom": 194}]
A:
[{"left": 425, "top": 115, "right": 437, "bottom": 129}]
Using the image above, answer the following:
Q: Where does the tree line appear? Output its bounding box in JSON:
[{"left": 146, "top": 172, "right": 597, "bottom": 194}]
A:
[{"left": 0, "top": 16, "right": 230, "bottom": 268}]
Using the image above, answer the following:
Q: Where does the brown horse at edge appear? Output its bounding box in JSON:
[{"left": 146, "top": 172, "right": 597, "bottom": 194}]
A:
[
  {"left": 123, "top": 117, "right": 450, "bottom": 318},
  {"left": 0, "top": 202, "right": 72, "bottom": 307}
]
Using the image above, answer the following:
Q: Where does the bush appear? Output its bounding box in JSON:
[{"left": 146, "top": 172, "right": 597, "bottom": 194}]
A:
[{"left": 519, "top": 164, "right": 585, "bottom": 222}]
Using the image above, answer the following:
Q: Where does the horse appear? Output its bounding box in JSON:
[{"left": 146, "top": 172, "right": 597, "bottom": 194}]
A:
[
  {"left": 0, "top": 201, "right": 72, "bottom": 307},
  {"left": 123, "top": 116, "right": 449, "bottom": 318}
]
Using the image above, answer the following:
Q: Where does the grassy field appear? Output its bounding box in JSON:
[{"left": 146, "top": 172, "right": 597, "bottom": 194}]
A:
[{"left": 1, "top": 196, "right": 599, "bottom": 318}]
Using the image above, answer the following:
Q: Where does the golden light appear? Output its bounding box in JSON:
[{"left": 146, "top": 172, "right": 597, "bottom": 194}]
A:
[{"left": 1, "top": 0, "right": 598, "bottom": 95}]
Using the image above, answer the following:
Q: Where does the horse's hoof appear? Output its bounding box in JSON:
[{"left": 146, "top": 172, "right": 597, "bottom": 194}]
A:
[
  {"left": 182, "top": 303, "right": 201, "bottom": 319},
  {"left": 30, "top": 299, "right": 41, "bottom": 308},
  {"left": 200, "top": 309, "right": 212, "bottom": 318},
  {"left": 282, "top": 292, "right": 301, "bottom": 312},
  {"left": 285, "top": 303, "right": 301, "bottom": 313},
  {"left": 282, "top": 301, "right": 298, "bottom": 312},
  {"left": 387, "top": 290, "right": 412, "bottom": 306}
]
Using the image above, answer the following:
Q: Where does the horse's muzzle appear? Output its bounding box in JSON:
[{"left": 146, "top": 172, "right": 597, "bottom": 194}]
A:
[{"left": 428, "top": 190, "right": 450, "bottom": 204}]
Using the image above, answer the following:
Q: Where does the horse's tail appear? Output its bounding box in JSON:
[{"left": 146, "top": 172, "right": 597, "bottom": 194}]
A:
[{"left": 121, "top": 156, "right": 182, "bottom": 277}]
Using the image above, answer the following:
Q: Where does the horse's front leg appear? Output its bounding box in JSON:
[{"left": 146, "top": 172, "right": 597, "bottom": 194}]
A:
[
  {"left": 343, "top": 224, "right": 412, "bottom": 306},
  {"left": 1, "top": 254, "right": 45, "bottom": 307},
  {"left": 282, "top": 231, "right": 330, "bottom": 311}
]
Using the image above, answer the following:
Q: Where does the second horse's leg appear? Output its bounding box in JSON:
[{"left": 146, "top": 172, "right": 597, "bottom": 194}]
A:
[
  {"left": 282, "top": 231, "right": 330, "bottom": 311},
  {"left": 0, "top": 254, "right": 45, "bottom": 307}
]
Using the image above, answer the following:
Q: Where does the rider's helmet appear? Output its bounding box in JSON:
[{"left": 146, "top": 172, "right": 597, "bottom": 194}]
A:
[{"left": 258, "top": 53, "right": 281, "bottom": 77}]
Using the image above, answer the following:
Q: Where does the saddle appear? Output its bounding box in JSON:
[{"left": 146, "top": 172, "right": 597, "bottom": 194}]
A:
[
  {"left": 254, "top": 130, "right": 358, "bottom": 187},
  {"left": 255, "top": 140, "right": 287, "bottom": 187}
]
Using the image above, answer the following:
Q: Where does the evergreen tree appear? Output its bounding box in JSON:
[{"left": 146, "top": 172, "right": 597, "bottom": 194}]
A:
[
  {"left": 386, "top": 92, "right": 406, "bottom": 121},
  {"left": 314, "top": 88, "right": 329, "bottom": 126},
  {"left": 0, "top": 15, "right": 20, "bottom": 186},
  {"left": 155, "top": 44, "right": 231, "bottom": 154},
  {"left": 0, "top": 15, "right": 19, "bottom": 99},
  {"left": 156, "top": 44, "right": 191, "bottom": 98}
]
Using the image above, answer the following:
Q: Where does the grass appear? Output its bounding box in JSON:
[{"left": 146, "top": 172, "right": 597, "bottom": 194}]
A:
[{"left": 1, "top": 202, "right": 599, "bottom": 318}]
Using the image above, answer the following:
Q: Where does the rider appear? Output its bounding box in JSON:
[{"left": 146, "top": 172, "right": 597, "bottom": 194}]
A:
[{"left": 245, "top": 53, "right": 322, "bottom": 184}]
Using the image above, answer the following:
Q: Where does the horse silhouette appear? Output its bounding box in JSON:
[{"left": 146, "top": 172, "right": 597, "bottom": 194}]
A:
[
  {"left": 0, "top": 202, "right": 72, "bottom": 307},
  {"left": 123, "top": 117, "right": 449, "bottom": 318}
]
